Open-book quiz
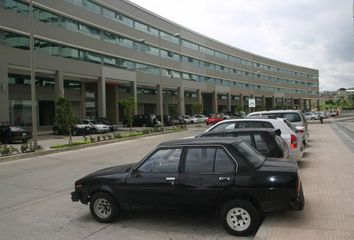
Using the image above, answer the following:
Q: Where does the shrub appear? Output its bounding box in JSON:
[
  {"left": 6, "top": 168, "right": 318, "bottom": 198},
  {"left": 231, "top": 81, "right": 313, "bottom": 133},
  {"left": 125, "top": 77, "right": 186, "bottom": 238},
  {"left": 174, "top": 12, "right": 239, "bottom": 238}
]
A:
[
  {"left": 89, "top": 136, "right": 95, "bottom": 143},
  {"left": 97, "top": 136, "right": 101, "bottom": 142},
  {"left": 0, "top": 145, "right": 11, "bottom": 156},
  {"left": 142, "top": 129, "right": 150, "bottom": 134},
  {"left": 107, "top": 134, "right": 112, "bottom": 140},
  {"left": 102, "top": 135, "right": 106, "bottom": 141},
  {"left": 113, "top": 132, "right": 122, "bottom": 138}
]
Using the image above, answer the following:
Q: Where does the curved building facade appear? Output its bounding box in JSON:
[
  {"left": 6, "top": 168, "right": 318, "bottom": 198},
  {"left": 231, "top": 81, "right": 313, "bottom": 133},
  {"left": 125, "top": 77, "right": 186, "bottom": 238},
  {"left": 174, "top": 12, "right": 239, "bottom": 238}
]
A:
[{"left": 0, "top": 0, "right": 319, "bottom": 127}]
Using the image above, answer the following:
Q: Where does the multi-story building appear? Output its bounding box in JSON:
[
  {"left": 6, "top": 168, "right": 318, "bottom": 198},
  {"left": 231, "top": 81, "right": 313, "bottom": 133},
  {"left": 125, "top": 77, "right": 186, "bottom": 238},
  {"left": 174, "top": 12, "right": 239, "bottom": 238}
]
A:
[{"left": 0, "top": 0, "right": 319, "bottom": 128}]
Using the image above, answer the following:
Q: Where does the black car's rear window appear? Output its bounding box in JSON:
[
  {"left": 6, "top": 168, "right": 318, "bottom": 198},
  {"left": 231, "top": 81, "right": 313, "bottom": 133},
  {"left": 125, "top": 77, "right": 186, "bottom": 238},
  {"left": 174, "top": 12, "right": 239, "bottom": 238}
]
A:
[{"left": 234, "top": 142, "right": 265, "bottom": 168}]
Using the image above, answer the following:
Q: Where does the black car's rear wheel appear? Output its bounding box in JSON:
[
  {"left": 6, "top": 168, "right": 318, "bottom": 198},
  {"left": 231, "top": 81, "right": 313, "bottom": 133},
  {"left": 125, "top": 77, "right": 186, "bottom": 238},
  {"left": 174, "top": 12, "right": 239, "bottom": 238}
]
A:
[
  {"left": 219, "top": 199, "right": 261, "bottom": 236},
  {"left": 90, "top": 192, "right": 118, "bottom": 223}
]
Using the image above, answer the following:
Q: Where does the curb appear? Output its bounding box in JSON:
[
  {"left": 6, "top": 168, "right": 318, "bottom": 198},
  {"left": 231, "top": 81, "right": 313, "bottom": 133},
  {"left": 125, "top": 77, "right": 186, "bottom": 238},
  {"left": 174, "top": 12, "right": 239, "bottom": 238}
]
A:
[{"left": 0, "top": 129, "right": 182, "bottom": 163}]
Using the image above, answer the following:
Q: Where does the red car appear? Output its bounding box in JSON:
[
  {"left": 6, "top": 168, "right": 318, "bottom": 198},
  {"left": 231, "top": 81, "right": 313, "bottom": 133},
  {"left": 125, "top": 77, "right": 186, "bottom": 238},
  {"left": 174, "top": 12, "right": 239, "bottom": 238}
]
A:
[{"left": 206, "top": 114, "right": 225, "bottom": 125}]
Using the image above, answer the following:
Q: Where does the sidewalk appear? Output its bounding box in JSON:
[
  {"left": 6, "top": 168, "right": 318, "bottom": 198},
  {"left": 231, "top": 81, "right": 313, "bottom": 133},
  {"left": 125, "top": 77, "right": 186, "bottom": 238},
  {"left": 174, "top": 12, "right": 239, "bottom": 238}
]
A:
[{"left": 255, "top": 123, "right": 354, "bottom": 239}]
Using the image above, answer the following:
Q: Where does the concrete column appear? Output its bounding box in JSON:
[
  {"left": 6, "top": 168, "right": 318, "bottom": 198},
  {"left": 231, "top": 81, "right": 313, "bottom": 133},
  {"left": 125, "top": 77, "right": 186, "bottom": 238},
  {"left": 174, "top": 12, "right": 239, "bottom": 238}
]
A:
[
  {"left": 227, "top": 92, "right": 232, "bottom": 112},
  {"left": 240, "top": 94, "right": 244, "bottom": 111},
  {"left": 131, "top": 81, "right": 137, "bottom": 114},
  {"left": 178, "top": 86, "right": 185, "bottom": 115},
  {"left": 54, "top": 71, "right": 64, "bottom": 98},
  {"left": 272, "top": 96, "right": 276, "bottom": 109},
  {"left": 157, "top": 84, "right": 163, "bottom": 115},
  {"left": 263, "top": 96, "right": 266, "bottom": 110},
  {"left": 0, "top": 60, "right": 9, "bottom": 124},
  {"left": 291, "top": 97, "right": 294, "bottom": 109},
  {"left": 309, "top": 99, "right": 312, "bottom": 111},
  {"left": 81, "top": 82, "right": 86, "bottom": 118},
  {"left": 282, "top": 97, "right": 285, "bottom": 109},
  {"left": 317, "top": 99, "right": 320, "bottom": 111},
  {"left": 213, "top": 90, "right": 218, "bottom": 113},
  {"left": 97, "top": 77, "right": 106, "bottom": 118},
  {"left": 197, "top": 89, "right": 202, "bottom": 105}
]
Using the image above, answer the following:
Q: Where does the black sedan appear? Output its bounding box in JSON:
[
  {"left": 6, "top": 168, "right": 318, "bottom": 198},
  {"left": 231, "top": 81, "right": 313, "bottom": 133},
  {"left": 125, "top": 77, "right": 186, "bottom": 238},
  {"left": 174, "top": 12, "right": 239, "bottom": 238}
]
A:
[
  {"left": 0, "top": 125, "right": 32, "bottom": 144},
  {"left": 197, "top": 128, "right": 289, "bottom": 159},
  {"left": 71, "top": 138, "right": 304, "bottom": 236}
]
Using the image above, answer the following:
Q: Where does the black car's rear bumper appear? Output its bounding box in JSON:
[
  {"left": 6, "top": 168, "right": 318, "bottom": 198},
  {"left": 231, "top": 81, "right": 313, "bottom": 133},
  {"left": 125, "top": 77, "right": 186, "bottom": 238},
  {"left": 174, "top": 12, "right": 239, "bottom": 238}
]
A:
[
  {"left": 71, "top": 191, "right": 81, "bottom": 202},
  {"left": 290, "top": 185, "right": 305, "bottom": 210}
]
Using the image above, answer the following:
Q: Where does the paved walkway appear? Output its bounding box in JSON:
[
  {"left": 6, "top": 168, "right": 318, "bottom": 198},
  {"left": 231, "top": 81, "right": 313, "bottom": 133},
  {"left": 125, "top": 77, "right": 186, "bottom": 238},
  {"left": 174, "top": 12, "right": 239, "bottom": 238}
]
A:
[{"left": 255, "top": 123, "right": 354, "bottom": 239}]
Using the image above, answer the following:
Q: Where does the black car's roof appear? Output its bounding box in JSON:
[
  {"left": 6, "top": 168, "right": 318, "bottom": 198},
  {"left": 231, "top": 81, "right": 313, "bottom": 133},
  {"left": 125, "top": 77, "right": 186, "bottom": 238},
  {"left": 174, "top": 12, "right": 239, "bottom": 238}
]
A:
[{"left": 158, "top": 137, "right": 242, "bottom": 147}]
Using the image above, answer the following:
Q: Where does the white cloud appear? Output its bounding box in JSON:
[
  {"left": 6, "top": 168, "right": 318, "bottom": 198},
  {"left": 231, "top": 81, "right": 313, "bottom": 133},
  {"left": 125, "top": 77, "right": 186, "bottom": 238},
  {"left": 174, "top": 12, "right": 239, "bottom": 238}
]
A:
[{"left": 129, "top": 0, "right": 354, "bottom": 91}]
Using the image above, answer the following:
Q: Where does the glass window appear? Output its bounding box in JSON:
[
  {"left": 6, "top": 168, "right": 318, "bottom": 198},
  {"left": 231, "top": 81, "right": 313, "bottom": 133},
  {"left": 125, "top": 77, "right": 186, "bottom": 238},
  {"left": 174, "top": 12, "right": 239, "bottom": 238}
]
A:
[
  {"left": 138, "top": 148, "right": 182, "bottom": 173},
  {"left": 85, "top": 0, "right": 100, "bottom": 14},
  {"left": 122, "top": 38, "right": 133, "bottom": 48},
  {"left": 210, "top": 122, "right": 235, "bottom": 131},
  {"left": 181, "top": 39, "right": 198, "bottom": 51},
  {"left": 233, "top": 134, "right": 252, "bottom": 146},
  {"left": 254, "top": 134, "right": 268, "bottom": 151},
  {"left": 102, "top": 7, "right": 115, "bottom": 19},
  {"left": 199, "top": 45, "right": 214, "bottom": 55},
  {"left": 62, "top": 18, "right": 79, "bottom": 32},
  {"left": 64, "top": 80, "right": 81, "bottom": 90},
  {"left": 62, "top": 46, "right": 80, "bottom": 59},
  {"left": 160, "top": 31, "right": 179, "bottom": 44},
  {"left": 117, "top": 14, "right": 133, "bottom": 27},
  {"left": 184, "top": 147, "right": 215, "bottom": 172},
  {"left": 234, "top": 142, "right": 265, "bottom": 168},
  {"left": 235, "top": 121, "right": 267, "bottom": 128},
  {"left": 134, "top": 21, "right": 148, "bottom": 32},
  {"left": 214, "top": 148, "right": 235, "bottom": 172}
]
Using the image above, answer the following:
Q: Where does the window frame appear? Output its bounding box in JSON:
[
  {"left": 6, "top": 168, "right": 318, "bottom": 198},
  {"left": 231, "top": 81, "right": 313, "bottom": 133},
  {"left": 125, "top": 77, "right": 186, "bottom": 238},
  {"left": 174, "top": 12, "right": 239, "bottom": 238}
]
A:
[
  {"left": 181, "top": 145, "right": 238, "bottom": 174},
  {"left": 133, "top": 147, "right": 183, "bottom": 173}
]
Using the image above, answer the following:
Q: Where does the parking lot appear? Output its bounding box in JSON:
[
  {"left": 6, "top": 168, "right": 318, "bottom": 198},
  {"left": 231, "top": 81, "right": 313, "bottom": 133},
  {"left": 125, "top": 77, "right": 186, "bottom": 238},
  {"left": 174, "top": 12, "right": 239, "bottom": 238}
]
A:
[{"left": 0, "top": 121, "right": 353, "bottom": 239}]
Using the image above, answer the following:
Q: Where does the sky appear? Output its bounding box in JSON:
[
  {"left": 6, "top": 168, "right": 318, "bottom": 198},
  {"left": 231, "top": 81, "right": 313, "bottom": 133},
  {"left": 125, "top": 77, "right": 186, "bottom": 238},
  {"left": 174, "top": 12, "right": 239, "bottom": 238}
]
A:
[{"left": 128, "top": 0, "right": 353, "bottom": 91}]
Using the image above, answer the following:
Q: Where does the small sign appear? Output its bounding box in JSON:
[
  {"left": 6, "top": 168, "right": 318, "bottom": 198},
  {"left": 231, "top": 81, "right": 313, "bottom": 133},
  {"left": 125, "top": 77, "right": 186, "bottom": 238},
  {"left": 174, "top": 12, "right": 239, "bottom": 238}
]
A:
[{"left": 248, "top": 98, "right": 256, "bottom": 108}]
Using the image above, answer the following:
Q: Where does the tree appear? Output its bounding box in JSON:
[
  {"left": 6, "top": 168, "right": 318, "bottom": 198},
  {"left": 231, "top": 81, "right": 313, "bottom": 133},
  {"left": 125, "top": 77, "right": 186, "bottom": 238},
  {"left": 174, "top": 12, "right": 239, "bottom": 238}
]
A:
[
  {"left": 168, "top": 104, "right": 178, "bottom": 127},
  {"left": 192, "top": 103, "right": 203, "bottom": 115},
  {"left": 55, "top": 97, "right": 76, "bottom": 144},
  {"left": 120, "top": 97, "right": 136, "bottom": 135}
]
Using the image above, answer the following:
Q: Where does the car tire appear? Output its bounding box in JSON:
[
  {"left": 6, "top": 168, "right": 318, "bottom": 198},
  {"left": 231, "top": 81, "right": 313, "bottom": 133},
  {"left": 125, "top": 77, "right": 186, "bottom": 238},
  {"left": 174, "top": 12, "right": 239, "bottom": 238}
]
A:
[
  {"left": 90, "top": 192, "right": 119, "bottom": 223},
  {"left": 92, "top": 128, "right": 97, "bottom": 134},
  {"left": 311, "top": 117, "right": 315, "bottom": 120},
  {"left": 219, "top": 199, "right": 261, "bottom": 236}
]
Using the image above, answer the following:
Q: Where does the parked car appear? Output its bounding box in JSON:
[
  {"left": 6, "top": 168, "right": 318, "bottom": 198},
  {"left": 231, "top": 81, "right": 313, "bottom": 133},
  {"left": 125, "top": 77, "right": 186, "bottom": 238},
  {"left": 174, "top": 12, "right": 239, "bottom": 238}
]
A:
[
  {"left": 71, "top": 138, "right": 304, "bottom": 236},
  {"left": 96, "top": 118, "right": 118, "bottom": 132},
  {"left": 197, "top": 128, "right": 289, "bottom": 159},
  {"left": 247, "top": 110, "right": 309, "bottom": 146},
  {"left": 125, "top": 114, "right": 160, "bottom": 127},
  {"left": 181, "top": 115, "right": 194, "bottom": 124},
  {"left": 53, "top": 122, "right": 93, "bottom": 136},
  {"left": 193, "top": 114, "right": 208, "bottom": 123},
  {"left": 303, "top": 112, "right": 319, "bottom": 120},
  {"left": 204, "top": 118, "right": 304, "bottom": 161},
  {"left": 0, "top": 126, "right": 32, "bottom": 144},
  {"left": 82, "top": 119, "right": 110, "bottom": 133},
  {"left": 206, "top": 114, "right": 226, "bottom": 125},
  {"left": 157, "top": 115, "right": 174, "bottom": 126}
]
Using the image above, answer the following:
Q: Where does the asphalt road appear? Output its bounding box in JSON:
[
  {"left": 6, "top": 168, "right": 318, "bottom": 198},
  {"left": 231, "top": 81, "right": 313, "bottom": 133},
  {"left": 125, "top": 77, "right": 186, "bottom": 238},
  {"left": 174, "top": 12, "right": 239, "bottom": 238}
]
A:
[{"left": 0, "top": 128, "right": 254, "bottom": 240}]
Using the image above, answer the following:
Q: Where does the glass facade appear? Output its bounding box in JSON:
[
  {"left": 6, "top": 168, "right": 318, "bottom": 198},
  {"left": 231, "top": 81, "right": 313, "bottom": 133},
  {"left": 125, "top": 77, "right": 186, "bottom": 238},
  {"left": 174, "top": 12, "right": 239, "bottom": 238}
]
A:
[{"left": 0, "top": 1, "right": 319, "bottom": 98}]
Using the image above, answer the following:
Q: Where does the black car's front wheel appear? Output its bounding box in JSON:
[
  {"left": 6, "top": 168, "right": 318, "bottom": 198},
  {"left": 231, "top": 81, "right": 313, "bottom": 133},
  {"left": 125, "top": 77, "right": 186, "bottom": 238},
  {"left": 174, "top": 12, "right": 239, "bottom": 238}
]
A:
[
  {"left": 90, "top": 192, "right": 119, "bottom": 223},
  {"left": 219, "top": 199, "right": 261, "bottom": 236}
]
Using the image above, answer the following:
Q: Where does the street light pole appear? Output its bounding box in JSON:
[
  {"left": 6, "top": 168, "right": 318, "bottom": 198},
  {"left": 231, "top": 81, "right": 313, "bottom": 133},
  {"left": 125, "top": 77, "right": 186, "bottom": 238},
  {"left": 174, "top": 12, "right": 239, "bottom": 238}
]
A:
[
  {"left": 158, "top": 34, "right": 164, "bottom": 128},
  {"left": 29, "top": 0, "right": 38, "bottom": 149}
]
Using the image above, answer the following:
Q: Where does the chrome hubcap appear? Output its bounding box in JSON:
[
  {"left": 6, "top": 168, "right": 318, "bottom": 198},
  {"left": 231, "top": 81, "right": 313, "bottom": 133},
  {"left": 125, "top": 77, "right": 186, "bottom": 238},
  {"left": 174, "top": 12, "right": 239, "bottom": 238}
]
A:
[
  {"left": 94, "top": 198, "right": 112, "bottom": 219},
  {"left": 226, "top": 207, "right": 251, "bottom": 231}
]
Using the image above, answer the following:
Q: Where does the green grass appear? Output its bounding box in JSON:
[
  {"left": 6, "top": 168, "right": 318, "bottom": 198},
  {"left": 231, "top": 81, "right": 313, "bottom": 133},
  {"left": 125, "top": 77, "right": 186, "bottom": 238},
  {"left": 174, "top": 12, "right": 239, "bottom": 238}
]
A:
[{"left": 50, "top": 140, "right": 89, "bottom": 149}]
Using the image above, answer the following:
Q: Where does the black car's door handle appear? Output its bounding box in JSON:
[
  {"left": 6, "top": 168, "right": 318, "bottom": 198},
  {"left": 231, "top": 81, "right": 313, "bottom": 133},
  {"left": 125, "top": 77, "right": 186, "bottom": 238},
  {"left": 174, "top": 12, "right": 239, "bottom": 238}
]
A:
[
  {"left": 165, "top": 177, "right": 176, "bottom": 185},
  {"left": 218, "top": 177, "right": 230, "bottom": 182}
]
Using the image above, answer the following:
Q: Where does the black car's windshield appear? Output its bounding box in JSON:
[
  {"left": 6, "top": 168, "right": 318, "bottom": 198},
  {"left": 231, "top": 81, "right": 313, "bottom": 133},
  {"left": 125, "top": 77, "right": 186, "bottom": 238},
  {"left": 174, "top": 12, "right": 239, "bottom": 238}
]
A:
[{"left": 234, "top": 142, "right": 265, "bottom": 168}]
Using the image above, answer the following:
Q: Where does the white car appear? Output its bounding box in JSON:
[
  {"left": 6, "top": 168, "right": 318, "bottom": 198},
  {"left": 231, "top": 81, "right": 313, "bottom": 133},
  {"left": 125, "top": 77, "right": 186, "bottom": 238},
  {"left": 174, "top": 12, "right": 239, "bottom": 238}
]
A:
[
  {"left": 304, "top": 112, "right": 319, "bottom": 120},
  {"left": 193, "top": 114, "right": 208, "bottom": 123},
  {"left": 247, "top": 110, "right": 309, "bottom": 146},
  {"left": 82, "top": 119, "right": 110, "bottom": 134},
  {"left": 205, "top": 118, "right": 304, "bottom": 162},
  {"left": 182, "top": 115, "right": 197, "bottom": 124}
]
